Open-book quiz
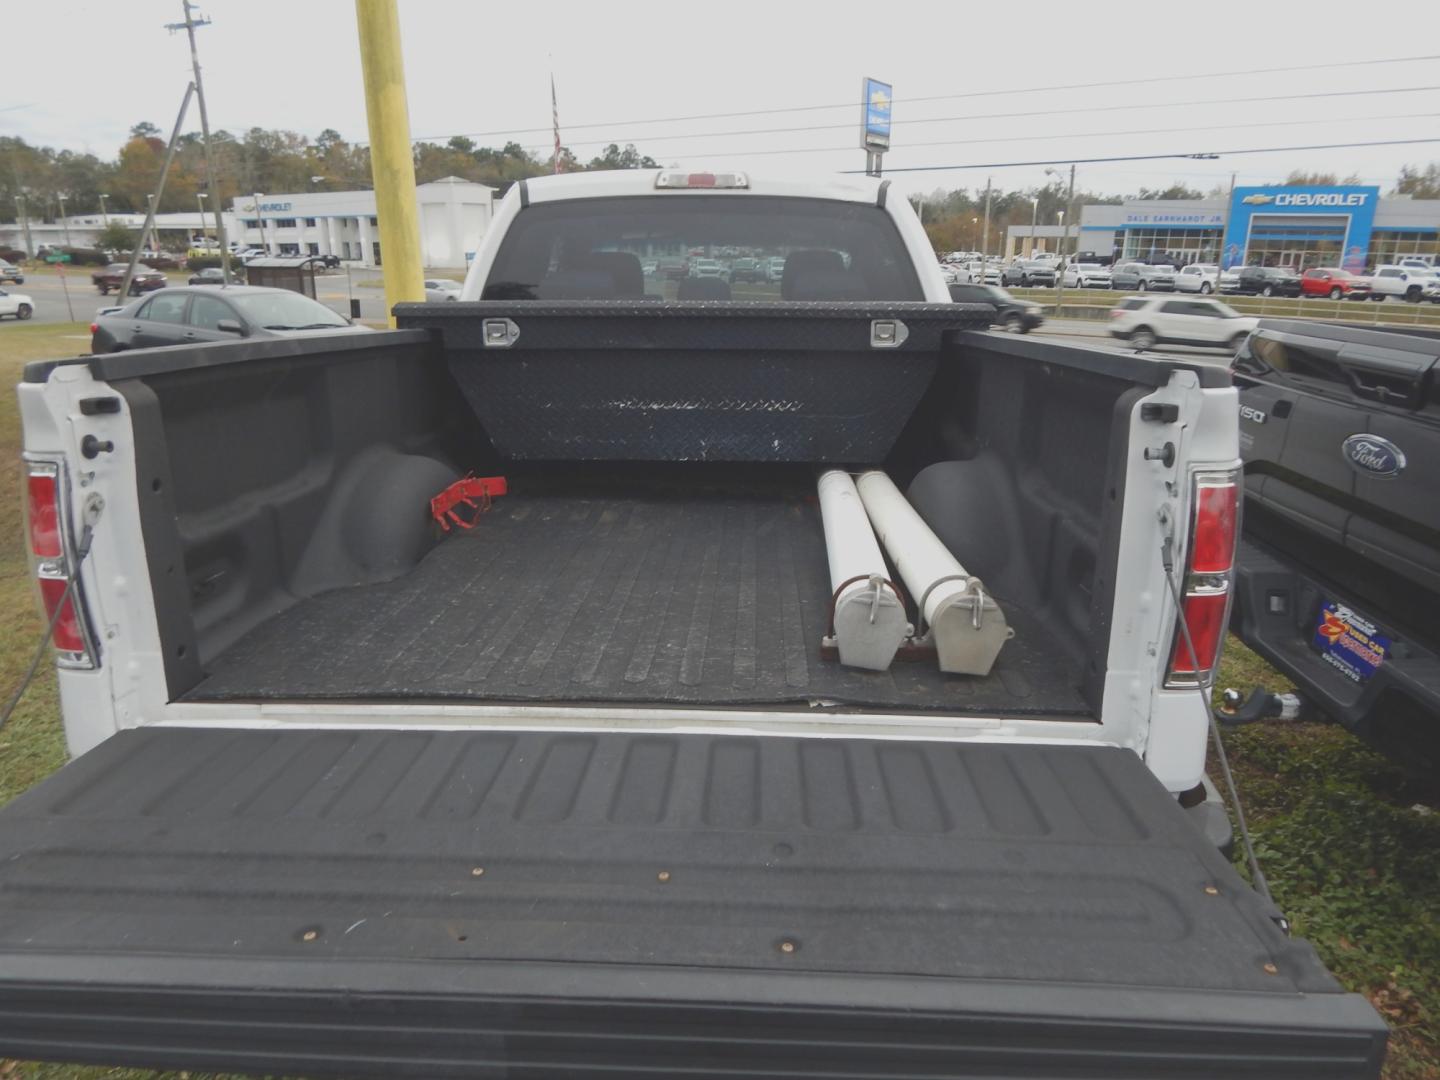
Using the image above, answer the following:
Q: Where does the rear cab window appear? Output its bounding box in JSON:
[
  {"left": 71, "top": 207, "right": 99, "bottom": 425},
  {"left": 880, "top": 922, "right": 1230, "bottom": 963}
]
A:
[{"left": 482, "top": 195, "right": 923, "bottom": 302}]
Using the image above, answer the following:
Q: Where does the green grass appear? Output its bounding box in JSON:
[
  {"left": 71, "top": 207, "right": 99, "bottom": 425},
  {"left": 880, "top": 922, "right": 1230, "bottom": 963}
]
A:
[{"left": 0, "top": 323, "right": 1436, "bottom": 1077}]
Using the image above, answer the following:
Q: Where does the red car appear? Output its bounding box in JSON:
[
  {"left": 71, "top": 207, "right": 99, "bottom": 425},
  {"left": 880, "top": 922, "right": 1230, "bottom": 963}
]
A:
[
  {"left": 92, "top": 263, "right": 168, "bottom": 296},
  {"left": 1300, "top": 267, "right": 1371, "bottom": 300}
]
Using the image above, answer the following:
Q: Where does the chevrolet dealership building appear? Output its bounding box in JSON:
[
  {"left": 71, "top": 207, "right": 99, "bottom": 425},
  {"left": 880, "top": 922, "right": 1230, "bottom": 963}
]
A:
[{"left": 1008, "top": 184, "right": 1440, "bottom": 270}]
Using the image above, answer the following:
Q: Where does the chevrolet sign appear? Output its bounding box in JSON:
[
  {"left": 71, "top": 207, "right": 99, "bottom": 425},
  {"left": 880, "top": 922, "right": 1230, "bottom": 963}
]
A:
[
  {"left": 1241, "top": 193, "right": 1274, "bottom": 205},
  {"left": 1274, "top": 192, "right": 1368, "bottom": 207}
]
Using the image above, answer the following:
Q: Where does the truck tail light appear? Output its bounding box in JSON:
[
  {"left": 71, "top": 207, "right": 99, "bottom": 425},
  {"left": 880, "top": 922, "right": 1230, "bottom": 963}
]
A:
[
  {"left": 1165, "top": 470, "right": 1240, "bottom": 688},
  {"left": 23, "top": 459, "right": 96, "bottom": 668}
]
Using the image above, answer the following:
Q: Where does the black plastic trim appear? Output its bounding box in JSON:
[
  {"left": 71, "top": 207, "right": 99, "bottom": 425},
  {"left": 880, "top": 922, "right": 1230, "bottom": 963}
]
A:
[
  {"left": 87, "top": 328, "right": 433, "bottom": 381},
  {"left": 962, "top": 329, "right": 1233, "bottom": 388},
  {"left": 1084, "top": 385, "right": 1152, "bottom": 711},
  {"left": 876, "top": 179, "right": 891, "bottom": 208},
  {"left": 518, "top": 178, "right": 530, "bottom": 207}
]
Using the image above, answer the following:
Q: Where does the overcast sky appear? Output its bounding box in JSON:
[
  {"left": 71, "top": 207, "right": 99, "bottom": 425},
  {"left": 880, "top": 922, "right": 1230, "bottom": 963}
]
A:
[{"left": 6, "top": 0, "right": 1439, "bottom": 202}]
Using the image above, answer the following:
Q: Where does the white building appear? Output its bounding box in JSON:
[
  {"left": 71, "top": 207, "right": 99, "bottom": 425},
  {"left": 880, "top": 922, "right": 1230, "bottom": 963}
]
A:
[
  {"left": 231, "top": 177, "right": 495, "bottom": 268},
  {"left": 0, "top": 211, "right": 237, "bottom": 255}
]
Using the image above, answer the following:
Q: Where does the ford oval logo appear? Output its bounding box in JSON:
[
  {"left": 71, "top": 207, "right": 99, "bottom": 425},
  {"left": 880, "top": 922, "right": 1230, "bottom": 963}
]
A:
[{"left": 1342, "top": 434, "right": 1406, "bottom": 478}]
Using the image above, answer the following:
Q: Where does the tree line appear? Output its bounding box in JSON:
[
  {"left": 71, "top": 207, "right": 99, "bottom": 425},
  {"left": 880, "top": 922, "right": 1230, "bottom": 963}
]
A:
[{"left": 0, "top": 123, "right": 660, "bottom": 224}]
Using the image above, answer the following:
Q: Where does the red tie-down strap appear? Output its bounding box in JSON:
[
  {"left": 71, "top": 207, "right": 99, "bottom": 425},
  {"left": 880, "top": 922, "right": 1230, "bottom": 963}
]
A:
[{"left": 430, "top": 475, "right": 508, "bottom": 531}]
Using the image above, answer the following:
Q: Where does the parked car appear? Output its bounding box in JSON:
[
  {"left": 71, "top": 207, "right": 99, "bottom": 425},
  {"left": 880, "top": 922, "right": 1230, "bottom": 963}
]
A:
[
  {"left": 424, "top": 278, "right": 463, "bottom": 302},
  {"left": 1060, "top": 261, "right": 1111, "bottom": 289},
  {"left": 728, "top": 257, "right": 766, "bottom": 283},
  {"left": 1218, "top": 265, "right": 1245, "bottom": 294},
  {"left": 236, "top": 248, "right": 268, "bottom": 262},
  {"left": 1397, "top": 257, "right": 1434, "bottom": 271},
  {"left": 938, "top": 263, "right": 969, "bottom": 285},
  {"left": 1028, "top": 251, "right": 1060, "bottom": 264},
  {"left": 1108, "top": 295, "right": 1257, "bottom": 350},
  {"left": 688, "top": 258, "right": 725, "bottom": 279},
  {"left": 1110, "top": 262, "right": 1177, "bottom": 292},
  {"left": 948, "top": 281, "right": 1043, "bottom": 332},
  {"left": 89, "top": 285, "right": 372, "bottom": 353},
  {"left": 967, "top": 262, "right": 1002, "bottom": 285},
  {"left": 91, "top": 263, "right": 168, "bottom": 296},
  {"left": 187, "top": 267, "right": 229, "bottom": 286},
  {"left": 1299, "top": 268, "right": 1371, "bottom": 301},
  {"left": 1001, "top": 260, "right": 1056, "bottom": 287},
  {"left": 1230, "top": 320, "right": 1440, "bottom": 774},
  {"left": 0, "top": 258, "right": 23, "bottom": 284},
  {"left": 1367, "top": 265, "right": 1440, "bottom": 303},
  {"left": 1175, "top": 264, "right": 1219, "bottom": 294},
  {"left": 0, "top": 287, "right": 34, "bottom": 320},
  {"left": 1231, "top": 266, "right": 1303, "bottom": 298},
  {"left": 766, "top": 255, "right": 786, "bottom": 282}
]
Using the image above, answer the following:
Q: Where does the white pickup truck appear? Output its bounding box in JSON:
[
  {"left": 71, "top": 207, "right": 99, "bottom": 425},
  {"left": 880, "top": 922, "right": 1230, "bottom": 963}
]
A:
[{"left": 7, "top": 169, "right": 1385, "bottom": 1077}]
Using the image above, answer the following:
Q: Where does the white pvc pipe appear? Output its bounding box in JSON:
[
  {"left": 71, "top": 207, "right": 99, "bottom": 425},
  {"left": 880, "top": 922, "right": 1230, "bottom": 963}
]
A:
[
  {"left": 817, "top": 471, "right": 909, "bottom": 671},
  {"left": 855, "top": 470, "right": 1011, "bottom": 676}
]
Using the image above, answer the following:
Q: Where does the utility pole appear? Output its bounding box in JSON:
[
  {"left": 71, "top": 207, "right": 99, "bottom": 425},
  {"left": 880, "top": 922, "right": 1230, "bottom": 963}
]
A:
[
  {"left": 196, "top": 191, "right": 209, "bottom": 251},
  {"left": 120, "top": 82, "right": 194, "bottom": 299},
  {"left": 14, "top": 194, "right": 34, "bottom": 257},
  {"left": 1028, "top": 197, "right": 1038, "bottom": 258},
  {"left": 981, "top": 176, "right": 992, "bottom": 270},
  {"left": 98, "top": 193, "right": 110, "bottom": 227},
  {"left": 1053, "top": 162, "right": 1076, "bottom": 317},
  {"left": 355, "top": 0, "right": 424, "bottom": 324},
  {"left": 167, "top": 1, "right": 231, "bottom": 282},
  {"left": 57, "top": 194, "right": 72, "bottom": 246}
]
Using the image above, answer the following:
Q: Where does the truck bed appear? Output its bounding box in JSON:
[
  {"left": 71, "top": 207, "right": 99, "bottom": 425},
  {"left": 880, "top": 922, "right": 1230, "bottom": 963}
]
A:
[
  {"left": 185, "top": 493, "right": 1089, "bottom": 715},
  {"left": 0, "top": 727, "right": 1385, "bottom": 1077}
]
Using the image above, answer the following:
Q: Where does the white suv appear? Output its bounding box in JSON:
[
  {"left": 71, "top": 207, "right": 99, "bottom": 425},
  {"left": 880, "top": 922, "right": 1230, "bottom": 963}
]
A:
[
  {"left": 1175, "top": 264, "right": 1218, "bottom": 294},
  {"left": 1368, "top": 265, "right": 1440, "bottom": 303},
  {"left": 1061, "top": 261, "right": 1111, "bottom": 288},
  {"left": 1108, "top": 296, "right": 1257, "bottom": 351}
]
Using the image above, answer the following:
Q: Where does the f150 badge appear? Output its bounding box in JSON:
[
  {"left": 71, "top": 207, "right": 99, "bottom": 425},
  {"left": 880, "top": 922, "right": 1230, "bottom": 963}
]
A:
[
  {"left": 1342, "top": 433, "right": 1406, "bottom": 477},
  {"left": 1239, "top": 404, "right": 1266, "bottom": 424}
]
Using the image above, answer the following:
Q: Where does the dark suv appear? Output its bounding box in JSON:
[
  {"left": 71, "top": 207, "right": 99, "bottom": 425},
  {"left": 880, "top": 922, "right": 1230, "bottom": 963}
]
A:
[
  {"left": 1228, "top": 320, "right": 1440, "bottom": 773},
  {"left": 1232, "top": 266, "right": 1302, "bottom": 297},
  {"left": 948, "top": 282, "right": 1044, "bottom": 332}
]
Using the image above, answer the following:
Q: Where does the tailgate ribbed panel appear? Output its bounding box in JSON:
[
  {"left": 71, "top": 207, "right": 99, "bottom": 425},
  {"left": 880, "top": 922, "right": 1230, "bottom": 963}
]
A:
[{"left": 0, "top": 729, "right": 1384, "bottom": 1077}]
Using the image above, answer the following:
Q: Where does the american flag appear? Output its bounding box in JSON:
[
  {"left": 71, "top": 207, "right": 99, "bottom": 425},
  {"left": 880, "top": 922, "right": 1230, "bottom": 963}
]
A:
[{"left": 551, "top": 73, "right": 561, "bottom": 174}]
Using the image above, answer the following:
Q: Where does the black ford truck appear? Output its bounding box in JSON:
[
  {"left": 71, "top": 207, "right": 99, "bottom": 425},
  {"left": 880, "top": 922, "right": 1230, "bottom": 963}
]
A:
[
  {"left": 1231, "top": 319, "right": 1440, "bottom": 773},
  {"left": 5, "top": 172, "right": 1387, "bottom": 1077}
]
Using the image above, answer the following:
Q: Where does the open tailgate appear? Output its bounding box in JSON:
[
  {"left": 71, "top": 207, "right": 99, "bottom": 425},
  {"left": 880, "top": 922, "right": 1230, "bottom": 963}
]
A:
[{"left": 0, "top": 728, "right": 1385, "bottom": 1078}]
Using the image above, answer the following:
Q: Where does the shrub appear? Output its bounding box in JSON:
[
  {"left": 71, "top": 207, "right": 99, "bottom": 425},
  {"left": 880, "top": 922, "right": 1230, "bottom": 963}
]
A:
[
  {"left": 58, "top": 247, "right": 110, "bottom": 267},
  {"left": 186, "top": 254, "right": 245, "bottom": 274},
  {"left": 0, "top": 247, "right": 26, "bottom": 263}
]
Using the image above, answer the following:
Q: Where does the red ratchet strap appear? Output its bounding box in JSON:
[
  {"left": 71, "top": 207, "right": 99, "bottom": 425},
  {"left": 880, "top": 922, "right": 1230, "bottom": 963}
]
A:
[{"left": 430, "top": 475, "right": 508, "bottom": 531}]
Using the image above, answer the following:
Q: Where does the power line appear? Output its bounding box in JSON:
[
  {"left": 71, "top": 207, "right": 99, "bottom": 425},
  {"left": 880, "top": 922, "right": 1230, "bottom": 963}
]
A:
[
  {"left": 549, "top": 111, "right": 1440, "bottom": 162},
  {"left": 839, "top": 137, "right": 1440, "bottom": 174},
  {"left": 407, "top": 53, "right": 1440, "bottom": 143},
  {"left": 507, "top": 85, "right": 1440, "bottom": 154}
]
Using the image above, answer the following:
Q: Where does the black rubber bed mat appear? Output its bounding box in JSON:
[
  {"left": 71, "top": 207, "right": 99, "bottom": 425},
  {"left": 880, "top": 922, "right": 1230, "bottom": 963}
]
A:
[
  {"left": 0, "top": 729, "right": 1385, "bottom": 1077},
  {"left": 186, "top": 495, "right": 1089, "bottom": 714}
]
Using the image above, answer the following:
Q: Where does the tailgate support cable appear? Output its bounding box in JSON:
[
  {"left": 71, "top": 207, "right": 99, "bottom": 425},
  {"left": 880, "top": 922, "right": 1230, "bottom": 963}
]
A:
[
  {"left": 1162, "top": 535, "right": 1277, "bottom": 912},
  {"left": 0, "top": 498, "right": 102, "bottom": 737}
]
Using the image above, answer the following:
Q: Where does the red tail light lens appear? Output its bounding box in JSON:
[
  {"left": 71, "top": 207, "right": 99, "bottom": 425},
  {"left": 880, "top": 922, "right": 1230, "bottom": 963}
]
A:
[
  {"left": 26, "top": 468, "right": 62, "bottom": 558},
  {"left": 1167, "top": 592, "right": 1228, "bottom": 676},
  {"left": 1165, "top": 468, "right": 1241, "bottom": 688},
  {"left": 37, "top": 577, "right": 86, "bottom": 654},
  {"left": 1190, "top": 477, "right": 1239, "bottom": 574},
  {"left": 24, "top": 459, "right": 95, "bottom": 668}
]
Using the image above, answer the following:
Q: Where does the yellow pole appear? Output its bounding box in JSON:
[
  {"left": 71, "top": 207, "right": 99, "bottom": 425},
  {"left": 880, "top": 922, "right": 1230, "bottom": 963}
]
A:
[{"left": 354, "top": 0, "right": 423, "bottom": 325}]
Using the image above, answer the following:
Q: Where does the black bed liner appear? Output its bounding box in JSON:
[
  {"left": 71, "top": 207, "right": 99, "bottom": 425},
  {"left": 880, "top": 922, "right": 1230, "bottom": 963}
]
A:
[
  {"left": 0, "top": 727, "right": 1385, "bottom": 1077},
  {"left": 184, "top": 494, "right": 1089, "bottom": 715}
]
